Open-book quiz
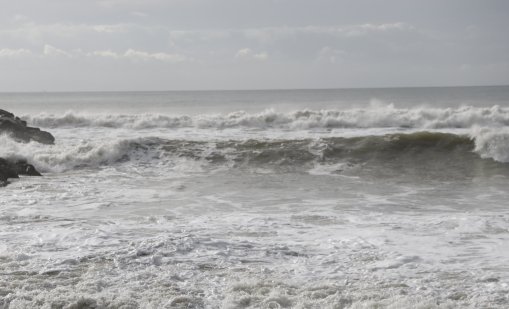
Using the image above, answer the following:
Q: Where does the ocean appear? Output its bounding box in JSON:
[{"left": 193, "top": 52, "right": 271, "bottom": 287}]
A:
[{"left": 1, "top": 86, "right": 509, "bottom": 308}]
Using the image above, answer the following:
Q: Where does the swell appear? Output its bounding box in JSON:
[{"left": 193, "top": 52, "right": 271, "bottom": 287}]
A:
[
  {"left": 23, "top": 105, "right": 509, "bottom": 130},
  {"left": 2, "top": 131, "right": 509, "bottom": 177}
]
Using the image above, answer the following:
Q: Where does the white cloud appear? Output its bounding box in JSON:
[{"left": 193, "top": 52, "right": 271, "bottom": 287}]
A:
[
  {"left": 89, "top": 49, "right": 191, "bottom": 63},
  {"left": 4, "top": 21, "right": 412, "bottom": 43},
  {"left": 0, "top": 21, "right": 136, "bottom": 44},
  {"left": 0, "top": 45, "right": 191, "bottom": 63},
  {"left": 343, "top": 22, "right": 414, "bottom": 37},
  {"left": 235, "top": 48, "right": 268, "bottom": 61},
  {"left": 254, "top": 52, "right": 268, "bottom": 61},
  {"left": 0, "top": 46, "right": 191, "bottom": 67},
  {"left": 92, "top": 24, "right": 130, "bottom": 33},
  {"left": 235, "top": 48, "right": 252, "bottom": 57},
  {"left": 0, "top": 20, "right": 415, "bottom": 49},
  {"left": 124, "top": 49, "right": 191, "bottom": 63},
  {"left": 241, "top": 23, "right": 415, "bottom": 42},
  {"left": 89, "top": 50, "right": 119, "bottom": 58},
  {"left": 0, "top": 48, "right": 32, "bottom": 58},
  {"left": 43, "top": 44, "right": 72, "bottom": 57}
]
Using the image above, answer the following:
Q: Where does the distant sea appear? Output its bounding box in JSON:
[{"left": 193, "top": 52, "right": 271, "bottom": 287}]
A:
[{"left": 1, "top": 86, "right": 509, "bottom": 308}]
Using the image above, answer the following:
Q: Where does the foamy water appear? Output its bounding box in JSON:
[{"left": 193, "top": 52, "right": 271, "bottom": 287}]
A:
[{"left": 1, "top": 87, "right": 509, "bottom": 308}]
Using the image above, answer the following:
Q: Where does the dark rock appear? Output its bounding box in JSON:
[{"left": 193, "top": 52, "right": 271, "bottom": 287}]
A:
[
  {"left": 13, "top": 159, "right": 42, "bottom": 176},
  {"left": 0, "top": 157, "right": 42, "bottom": 186},
  {"left": 0, "top": 109, "right": 54, "bottom": 144},
  {"left": 0, "top": 159, "right": 15, "bottom": 187},
  {"left": 0, "top": 109, "right": 14, "bottom": 118},
  {"left": 0, "top": 109, "right": 50, "bottom": 187},
  {"left": 0, "top": 158, "right": 19, "bottom": 179}
]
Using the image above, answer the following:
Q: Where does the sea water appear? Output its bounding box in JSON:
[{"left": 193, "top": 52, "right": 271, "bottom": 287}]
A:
[{"left": 1, "top": 86, "right": 509, "bottom": 308}]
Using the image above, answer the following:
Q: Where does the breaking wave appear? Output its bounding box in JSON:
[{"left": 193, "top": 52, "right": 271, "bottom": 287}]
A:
[
  {"left": 23, "top": 105, "right": 509, "bottom": 130},
  {"left": 2, "top": 130, "right": 509, "bottom": 176},
  {"left": 471, "top": 126, "right": 509, "bottom": 163}
]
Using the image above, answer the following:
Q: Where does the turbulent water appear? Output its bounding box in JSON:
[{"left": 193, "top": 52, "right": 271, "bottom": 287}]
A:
[{"left": 1, "top": 87, "right": 509, "bottom": 308}]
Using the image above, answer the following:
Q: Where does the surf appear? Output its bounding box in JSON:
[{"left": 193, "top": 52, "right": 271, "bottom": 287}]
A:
[
  {"left": 22, "top": 105, "right": 509, "bottom": 130},
  {"left": 2, "top": 131, "right": 508, "bottom": 178}
]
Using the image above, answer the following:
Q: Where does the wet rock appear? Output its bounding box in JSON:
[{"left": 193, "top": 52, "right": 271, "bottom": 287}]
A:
[
  {"left": 0, "top": 158, "right": 17, "bottom": 187},
  {"left": 0, "top": 158, "right": 19, "bottom": 179},
  {"left": 12, "top": 159, "right": 42, "bottom": 176},
  {"left": 0, "top": 109, "right": 50, "bottom": 186},
  {"left": 0, "top": 108, "right": 54, "bottom": 144},
  {"left": 0, "top": 158, "right": 42, "bottom": 186}
]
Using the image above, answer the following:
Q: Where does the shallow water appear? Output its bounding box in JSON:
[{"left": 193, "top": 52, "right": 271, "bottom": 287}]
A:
[{"left": 1, "top": 87, "right": 509, "bottom": 308}]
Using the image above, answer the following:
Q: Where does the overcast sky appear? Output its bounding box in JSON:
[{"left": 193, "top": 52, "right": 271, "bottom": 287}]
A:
[{"left": 0, "top": 0, "right": 508, "bottom": 91}]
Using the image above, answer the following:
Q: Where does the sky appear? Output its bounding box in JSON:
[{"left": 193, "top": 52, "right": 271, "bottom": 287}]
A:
[{"left": 0, "top": 0, "right": 508, "bottom": 91}]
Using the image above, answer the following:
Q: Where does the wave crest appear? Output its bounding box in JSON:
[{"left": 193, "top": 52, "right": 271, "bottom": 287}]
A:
[
  {"left": 471, "top": 127, "right": 509, "bottom": 163},
  {"left": 23, "top": 105, "right": 509, "bottom": 130},
  {"left": 2, "top": 131, "right": 509, "bottom": 177}
]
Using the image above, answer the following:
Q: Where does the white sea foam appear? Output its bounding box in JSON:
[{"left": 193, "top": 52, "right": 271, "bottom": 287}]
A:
[
  {"left": 3, "top": 126, "right": 509, "bottom": 176},
  {"left": 23, "top": 104, "right": 509, "bottom": 130},
  {"left": 1, "top": 209, "right": 508, "bottom": 308},
  {"left": 0, "top": 135, "right": 162, "bottom": 172},
  {"left": 3, "top": 90, "right": 509, "bottom": 308},
  {"left": 308, "top": 162, "right": 360, "bottom": 177},
  {"left": 471, "top": 126, "right": 509, "bottom": 163}
]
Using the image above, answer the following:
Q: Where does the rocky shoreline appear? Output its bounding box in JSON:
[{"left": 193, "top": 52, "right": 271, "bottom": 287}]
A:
[{"left": 0, "top": 109, "right": 54, "bottom": 187}]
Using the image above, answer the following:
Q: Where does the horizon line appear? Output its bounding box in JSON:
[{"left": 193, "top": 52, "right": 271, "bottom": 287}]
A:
[{"left": 1, "top": 83, "right": 508, "bottom": 94}]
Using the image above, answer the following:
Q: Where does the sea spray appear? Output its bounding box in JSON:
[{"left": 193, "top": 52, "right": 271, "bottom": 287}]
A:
[
  {"left": 23, "top": 105, "right": 509, "bottom": 130},
  {"left": 471, "top": 126, "right": 509, "bottom": 163},
  {"left": 3, "top": 131, "right": 508, "bottom": 175}
]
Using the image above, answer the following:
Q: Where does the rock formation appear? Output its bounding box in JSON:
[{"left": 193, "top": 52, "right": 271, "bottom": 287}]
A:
[
  {"left": 0, "top": 158, "right": 42, "bottom": 187},
  {"left": 0, "top": 109, "right": 54, "bottom": 144},
  {"left": 1, "top": 109, "right": 49, "bottom": 186}
]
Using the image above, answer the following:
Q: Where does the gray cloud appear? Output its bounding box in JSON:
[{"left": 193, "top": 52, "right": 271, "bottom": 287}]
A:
[{"left": 0, "top": 0, "right": 508, "bottom": 91}]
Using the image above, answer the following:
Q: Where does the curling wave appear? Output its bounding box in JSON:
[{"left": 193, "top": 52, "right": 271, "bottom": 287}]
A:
[
  {"left": 23, "top": 105, "right": 509, "bottom": 130},
  {"left": 2, "top": 130, "right": 509, "bottom": 177}
]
